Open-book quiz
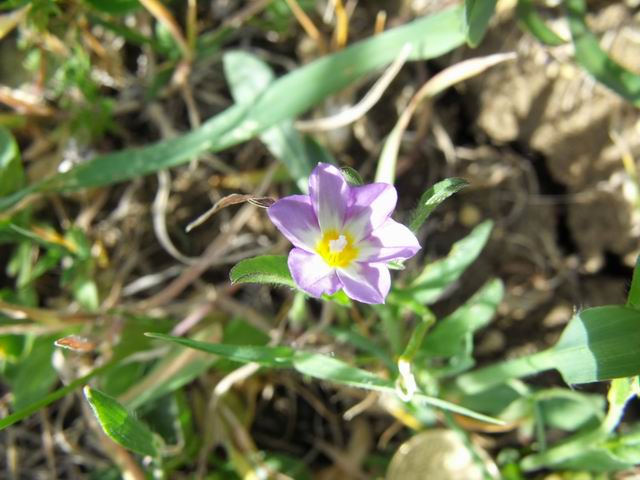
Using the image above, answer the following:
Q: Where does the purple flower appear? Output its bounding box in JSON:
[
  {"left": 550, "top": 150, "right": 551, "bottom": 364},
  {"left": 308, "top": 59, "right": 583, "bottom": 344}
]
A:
[{"left": 268, "top": 163, "right": 421, "bottom": 304}]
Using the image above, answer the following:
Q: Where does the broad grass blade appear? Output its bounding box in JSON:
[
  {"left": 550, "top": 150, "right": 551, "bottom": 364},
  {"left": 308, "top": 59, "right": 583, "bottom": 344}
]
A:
[
  {"left": 224, "top": 51, "right": 314, "bottom": 191},
  {"left": 552, "top": 305, "right": 640, "bottom": 384},
  {"left": 0, "top": 5, "right": 465, "bottom": 212}
]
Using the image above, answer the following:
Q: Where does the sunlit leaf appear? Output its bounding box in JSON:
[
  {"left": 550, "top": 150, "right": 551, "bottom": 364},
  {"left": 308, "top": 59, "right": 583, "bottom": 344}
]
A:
[
  {"left": 553, "top": 306, "right": 640, "bottom": 384},
  {"left": 230, "top": 255, "right": 295, "bottom": 289},
  {"left": 84, "top": 387, "right": 160, "bottom": 458},
  {"left": 409, "top": 178, "right": 468, "bottom": 232},
  {"left": 457, "top": 305, "right": 640, "bottom": 394},
  {"left": 339, "top": 166, "right": 364, "bottom": 186}
]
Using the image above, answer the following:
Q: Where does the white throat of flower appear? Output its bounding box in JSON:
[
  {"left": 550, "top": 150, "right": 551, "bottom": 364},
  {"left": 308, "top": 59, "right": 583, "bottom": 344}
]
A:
[{"left": 328, "top": 234, "right": 348, "bottom": 253}]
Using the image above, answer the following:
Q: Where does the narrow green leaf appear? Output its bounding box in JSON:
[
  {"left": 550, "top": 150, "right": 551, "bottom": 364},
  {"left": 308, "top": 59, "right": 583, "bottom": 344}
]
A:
[
  {"left": 464, "top": 0, "right": 497, "bottom": 47},
  {"left": 229, "top": 255, "right": 295, "bottom": 288},
  {"left": 516, "top": 0, "right": 565, "bottom": 46},
  {"left": 400, "top": 309, "right": 436, "bottom": 362},
  {"left": 403, "top": 220, "right": 493, "bottom": 304},
  {"left": 224, "top": 50, "right": 316, "bottom": 191},
  {"left": 535, "top": 388, "right": 604, "bottom": 432},
  {"left": 521, "top": 424, "right": 640, "bottom": 472},
  {"left": 0, "top": 361, "right": 116, "bottom": 431},
  {"left": 329, "top": 326, "right": 395, "bottom": 372},
  {"left": 0, "top": 5, "right": 465, "bottom": 212},
  {"left": 553, "top": 305, "right": 640, "bottom": 384},
  {"left": 551, "top": 440, "right": 640, "bottom": 472},
  {"left": 458, "top": 305, "right": 640, "bottom": 394},
  {"left": 84, "top": 387, "right": 160, "bottom": 458},
  {"left": 145, "top": 332, "right": 295, "bottom": 367},
  {"left": 293, "top": 352, "right": 390, "bottom": 390},
  {"left": 293, "top": 353, "right": 503, "bottom": 425},
  {"left": 455, "top": 349, "right": 556, "bottom": 395},
  {"left": 520, "top": 427, "right": 607, "bottom": 471},
  {"left": 149, "top": 333, "right": 504, "bottom": 425},
  {"left": 339, "top": 166, "right": 364, "bottom": 186},
  {"left": 566, "top": 0, "right": 640, "bottom": 106},
  {"left": 421, "top": 278, "right": 504, "bottom": 359},
  {"left": 627, "top": 255, "right": 640, "bottom": 309},
  {"left": 0, "top": 126, "right": 25, "bottom": 197},
  {"left": 83, "top": 0, "right": 140, "bottom": 14},
  {"left": 409, "top": 178, "right": 468, "bottom": 232},
  {"left": 224, "top": 50, "right": 275, "bottom": 103},
  {"left": 120, "top": 321, "right": 264, "bottom": 409}
]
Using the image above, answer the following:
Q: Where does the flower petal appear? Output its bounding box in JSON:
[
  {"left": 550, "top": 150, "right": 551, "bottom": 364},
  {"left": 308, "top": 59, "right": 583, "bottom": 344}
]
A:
[
  {"left": 356, "top": 218, "right": 421, "bottom": 262},
  {"left": 337, "top": 262, "right": 390, "bottom": 304},
  {"left": 268, "top": 195, "right": 321, "bottom": 251},
  {"left": 345, "top": 183, "right": 397, "bottom": 241},
  {"left": 308, "top": 163, "right": 349, "bottom": 232},
  {"left": 288, "top": 248, "right": 342, "bottom": 297}
]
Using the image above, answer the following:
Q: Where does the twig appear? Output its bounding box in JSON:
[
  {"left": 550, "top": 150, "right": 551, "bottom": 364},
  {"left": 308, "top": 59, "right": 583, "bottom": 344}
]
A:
[
  {"left": 284, "top": 0, "right": 327, "bottom": 53},
  {"left": 331, "top": 0, "right": 349, "bottom": 50},
  {"left": 138, "top": 0, "right": 189, "bottom": 58}
]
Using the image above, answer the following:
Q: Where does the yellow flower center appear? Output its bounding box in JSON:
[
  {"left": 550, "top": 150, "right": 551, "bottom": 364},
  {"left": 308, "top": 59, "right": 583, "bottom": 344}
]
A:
[{"left": 316, "top": 229, "right": 359, "bottom": 268}]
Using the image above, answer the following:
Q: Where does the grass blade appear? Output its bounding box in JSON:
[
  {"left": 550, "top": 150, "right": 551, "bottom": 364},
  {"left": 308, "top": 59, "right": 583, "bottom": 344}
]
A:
[
  {"left": 145, "top": 332, "right": 295, "bottom": 367},
  {"left": 224, "top": 50, "right": 314, "bottom": 191},
  {"left": 148, "top": 333, "right": 504, "bottom": 425},
  {"left": 516, "top": 0, "right": 565, "bottom": 46},
  {"left": 566, "top": 0, "right": 640, "bottom": 106},
  {"left": 0, "top": 5, "right": 465, "bottom": 212}
]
